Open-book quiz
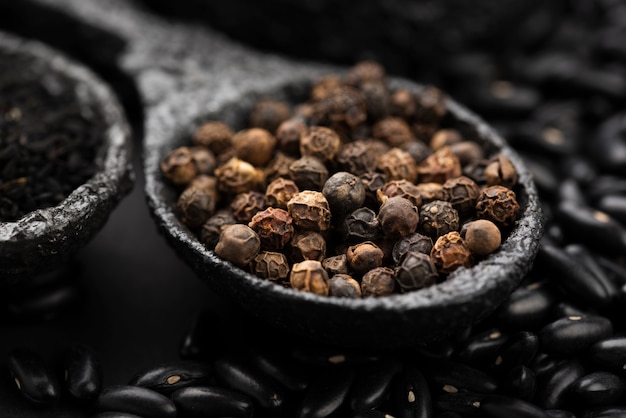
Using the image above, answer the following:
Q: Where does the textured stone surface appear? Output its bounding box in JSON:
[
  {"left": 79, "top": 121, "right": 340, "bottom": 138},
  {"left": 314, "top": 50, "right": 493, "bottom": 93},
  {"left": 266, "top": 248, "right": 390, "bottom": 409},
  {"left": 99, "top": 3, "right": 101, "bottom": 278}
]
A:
[{"left": 0, "top": 31, "right": 133, "bottom": 287}]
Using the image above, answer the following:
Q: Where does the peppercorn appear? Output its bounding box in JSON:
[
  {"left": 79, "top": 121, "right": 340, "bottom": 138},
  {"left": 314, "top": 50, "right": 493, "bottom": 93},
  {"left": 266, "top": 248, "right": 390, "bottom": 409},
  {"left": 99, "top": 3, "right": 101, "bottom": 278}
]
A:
[
  {"left": 161, "top": 146, "right": 197, "bottom": 186},
  {"left": 328, "top": 274, "right": 362, "bottom": 298},
  {"left": 449, "top": 141, "right": 485, "bottom": 166},
  {"left": 414, "top": 85, "right": 447, "bottom": 126},
  {"left": 376, "top": 148, "right": 418, "bottom": 183},
  {"left": 214, "top": 224, "right": 260, "bottom": 267},
  {"left": 361, "top": 267, "right": 396, "bottom": 297},
  {"left": 214, "top": 157, "right": 265, "bottom": 195},
  {"left": 395, "top": 252, "right": 439, "bottom": 292},
  {"left": 464, "top": 219, "right": 501, "bottom": 256},
  {"left": 376, "top": 180, "right": 423, "bottom": 207},
  {"left": 360, "top": 81, "right": 390, "bottom": 121},
  {"left": 232, "top": 128, "right": 276, "bottom": 167},
  {"left": 335, "top": 140, "right": 376, "bottom": 175},
  {"left": 322, "top": 254, "right": 349, "bottom": 275},
  {"left": 322, "top": 171, "right": 366, "bottom": 219},
  {"left": 341, "top": 207, "right": 382, "bottom": 243},
  {"left": 345, "top": 60, "right": 386, "bottom": 86},
  {"left": 230, "top": 191, "right": 266, "bottom": 223},
  {"left": 177, "top": 182, "right": 217, "bottom": 228},
  {"left": 289, "top": 230, "right": 326, "bottom": 262},
  {"left": 392, "top": 232, "right": 434, "bottom": 265},
  {"left": 403, "top": 140, "right": 433, "bottom": 164},
  {"left": 189, "top": 146, "right": 216, "bottom": 175},
  {"left": 287, "top": 191, "right": 331, "bottom": 231},
  {"left": 288, "top": 156, "right": 329, "bottom": 191},
  {"left": 463, "top": 159, "right": 489, "bottom": 184},
  {"left": 430, "top": 129, "right": 463, "bottom": 151},
  {"left": 248, "top": 207, "right": 294, "bottom": 250},
  {"left": 360, "top": 172, "right": 388, "bottom": 208},
  {"left": 300, "top": 126, "right": 341, "bottom": 162},
  {"left": 372, "top": 117, "right": 414, "bottom": 148},
  {"left": 416, "top": 146, "right": 462, "bottom": 184},
  {"left": 310, "top": 75, "right": 344, "bottom": 102},
  {"left": 311, "top": 87, "right": 367, "bottom": 139},
  {"left": 189, "top": 174, "right": 218, "bottom": 193},
  {"left": 430, "top": 231, "right": 473, "bottom": 274},
  {"left": 484, "top": 154, "right": 519, "bottom": 188},
  {"left": 265, "top": 177, "right": 299, "bottom": 209},
  {"left": 249, "top": 98, "right": 291, "bottom": 134},
  {"left": 475, "top": 185, "right": 520, "bottom": 227},
  {"left": 415, "top": 182, "right": 449, "bottom": 203},
  {"left": 192, "top": 121, "right": 233, "bottom": 155},
  {"left": 251, "top": 251, "right": 290, "bottom": 281},
  {"left": 346, "top": 241, "right": 384, "bottom": 276},
  {"left": 200, "top": 210, "right": 236, "bottom": 249},
  {"left": 390, "top": 88, "right": 417, "bottom": 121},
  {"left": 289, "top": 260, "right": 330, "bottom": 296},
  {"left": 378, "top": 196, "right": 419, "bottom": 240},
  {"left": 264, "top": 152, "right": 296, "bottom": 184},
  {"left": 276, "top": 118, "right": 307, "bottom": 156},
  {"left": 419, "top": 200, "right": 460, "bottom": 239},
  {"left": 443, "top": 176, "right": 480, "bottom": 216}
]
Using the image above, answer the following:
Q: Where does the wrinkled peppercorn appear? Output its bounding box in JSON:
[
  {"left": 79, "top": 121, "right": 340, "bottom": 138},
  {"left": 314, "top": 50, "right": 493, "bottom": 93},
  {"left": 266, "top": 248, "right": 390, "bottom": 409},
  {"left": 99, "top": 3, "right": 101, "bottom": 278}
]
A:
[
  {"left": 265, "top": 177, "right": 299, "bottom": 209},
  {"left": 322, "top": 254, "right": 349, "bottom": 275},
  {"left": 449, "top": 141, "right": 485, "bottom": 166},
  {"left": 430, "top": 231, "right": 473, "bottom": 274},
  {"left": 290, "top": 260, "right": 329, "bottom": 296},
  {"left": 372, "top": 117, "right": 414, "bottom": 148},
  {"left": 392, "top": 232, "right": 434, "bottom": 265},
  {"left": 264, "top": 152, "right": 296, "bottom": 184},
  {"left": 403, "top": 139, "right": 433, "bottom": 164},
  {"left": 310, "top": 75, "right": 344, "bottom": 102},
  {"left": 443, "top": 176, "right": 480, "bottom": 216},
  {"left": 361, "top": 267, "right": 396, "bottom": 297},
  {"left": 336, "top": 140, "right": 381, "bottom": 175},
  {"left": 378, "top": 196, "right": 419, "bottom": 240},
  {"left": 251, "top": 251, "right": 290, "bottom": 281},
  {"left": 475, "top": 185, "right": 520, "bottom": 227},
  {"left": 232, "top": 128, "right": 277, "bottom": 167},
  {"left": 376, "top": 180, "right": 423, "bottom": 207},
  {"left": 214, "top": 224, "right": 260, "bottom": 267},
  {"left": 300, "top": 126, "right": 341, "bottom": 162},
  {"left": 464, "top": 219, "right": 501, "bottom": 256},
  {"left": 189, "top": 146, "right": 216, "bottom": 175},
  {"left": 390, "top": 89, "right": 417, "bottom": 121},
  {"left": 248, "top": 207, "right": 294, "bottom": 250},
  {"left": 312, "top": 87, "right": 367, "bottom": 139},
  {"left": 192, "top": 121, "right": 233, "bottom": 155},
  {"left": 214, "top": 157, "right": 265, "bottom": 195},
  {"left": 341, "top": 207, "right": 382, "bottom": 243},
  {"left": 416, "top": 182, "right": 449, "bottom": 203},
  {"left": 289, "top": 231, "right": 326, "bottom": 262},
  {"left": 485, "top": 154, "right": 519, "bottom": 188},
  {"left": 376, "top": 148, "right": 418, "bottom": 183},
  {"left": 200, "top": 210, "right": 236, "bottom": 249},
  {"left": 345, "top": 60, "right": 386, "bottom": 86},
  {"left": 395, "top": 251, "right": 439, "bottom": 291},
  {"left": 322, "top": 172, "right": 366, "bottom": 219},
  {"left": 416, "top": 146, "right": 462, "bottom": 184},
  {"left": 430, "top": 129, "right": 463, "bottom": 151},
  {"left": 288, "top": 156, "right": 329, "bottom": 191},
  {"left": 419, "top": 200, "right": 460, "bottom": 239},
  {"left": 230, "top": 191, "right": 266, "bottom": 223},
  {"left": 287, "top": 191, "right": 331, "bottom": 231},
  {"left": 360, "top": 172, "right": 388, "bottom": 208},
  {"left": 161, "top": 147, "right": 197, "bottom": 186},
  {"left": 347, "top": 241, "right": 384, "bottom": 276},
  {"left": 249, "top": 98, "right": 291, "bottom": 134},
  {"left": 177, "top": 181, "right": 217, "bottom": 228},
  {"left": 276, "top": 118, "right": 307, "bottom": 156},
  {"left": 328, "top": 274, "right": 362, "bottom": 298}
]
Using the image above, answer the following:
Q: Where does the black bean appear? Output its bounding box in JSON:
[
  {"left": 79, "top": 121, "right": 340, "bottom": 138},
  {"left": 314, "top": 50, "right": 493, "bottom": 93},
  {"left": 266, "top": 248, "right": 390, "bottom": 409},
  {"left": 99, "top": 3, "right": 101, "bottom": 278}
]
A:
[
  {"left": 214, "top": 356, "right": 284, "bottom": 410},
  {"left": 551, "top": 302, "right": 588, "bottom": 319},
  {"left": 390, "top": 366, "right": 432, "bottom": 418},
  {"left": 247, "top": 348, "right": 310, "bottom": 392},
  {"left": 92, "top": 413, "right": 145, "bottom": 418},
  {"left": 589, "top": 336, "right": 626, "bottom": 371},
  {"left": 530, "top": 352, "right": 562, "bottom": 380},
  {"left": 564, "top": 244, "right": 618, "bottom": 304},
  {"left": 560, "top": 156, "right": 597, "bottom": 186},
  {"left": 539, "top": 315, "right": 613, "bottom": 357},
  {"left": 545, "top": 410, "right": 577, "bottom": 418},
  {"left": 589, "top": 113, "right": 626, "bottom": 174},
  {"left": 501, "top": 365, "right": 536, "bottom": 401},
  {"left": 7, "top": 348, "right": 60, "bottom": 404},
  {"left": 348, "top": 358, "right": 401, "bottom": 412},
  {"left": 596, "top": 195, "right": 626, "bottom": 225},
  {"left": 536, "top": 360, "right": 585, "bottom": 409},
  {"left": 423, "top": 360, "right": 498, "bottom": 394},
  {"left": 413, "top": 339, "right": 455, "bottom": 360},
  {"left": 518, "top": 153, "right": 561, "bottom": 195},
  {"left": 558, "top": 178, "right": 587, "bottom": 206},
  {"left": 96, "top": 385, "right": 176, "bottom": 418},
  {"left": 129, "top": 361, "right": 211, "bottom": 395},
  {"left": 495, "top": 282, "right": 555, "bottom": 330},
  {"left": 596, "top": 255, "right": 626, "bottom": 286},
  {"left": 581, "top": 406, "right": 626, "bottom": 418},
  {"left": 170, "top": 386, "right": 254, "bottom": 418},
  {"left": 455, "top": 329, "right": 507, "bottom": 368},
  {"left": 586, "top": 176, "right": 626, "bottom": 203},
  {"left": 351, "top": 410, "right": 396, "bottom": 418},
  {"left": 569, "top": 371, "right": 626, "bottom": 407},
  {"left": 435, "top": 390, "right": 484, "bottom": 416},
  {"left": 297, "top": 366, "right": 354, "bottom": 418},
  {"left": 494, "top": 331, "right": 539, "bottom": 371},
  {"left": 63, "top": 344, "right": 102, "bottom": 401},
  {"left": 480, "top": 394, "right": 550, "bottom": 418}
]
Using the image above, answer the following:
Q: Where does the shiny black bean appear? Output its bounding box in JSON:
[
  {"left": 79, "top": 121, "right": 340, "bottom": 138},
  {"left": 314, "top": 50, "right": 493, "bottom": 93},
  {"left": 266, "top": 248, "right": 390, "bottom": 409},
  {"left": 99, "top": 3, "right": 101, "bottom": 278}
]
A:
[
  {"left": 494, "top": 331, "right": 538, "bottom": 371},
  {"left": 495, "top": 282, "right": 555, "bottom": 330},
  {"left": 590, "top": 113, "right": 626, "bottom": 173},
  {"left": 502, "top": 365, "right": 536, "bottom": 401},
  {"left": 480, "top": 394, "right": 550, "bottom": 418},
  {"left": 463, "top": 82, "right": 540, "bottom": 117},
  {"left": 596, "top": 255, "right": 626, "bottom": 286},
  {"left": 390, "top": 366, "right": 432, "bottom": 418},
  {"left": 297, "top": 366, "right": 354, "bottom": 418},
  {"left": 170, "top": 386, "right": 254, "bottom": 418},
  {"left": 536, "top": 360, "right": 585, "bottom": 409},
  {"left": 214, "top": 356, "right": 284, "bottom": 410},
  {"left": 539, "top": 315, "right": 613, "bottom": 357},
  {"left": 96, "top": 385, "right": 176, "bottom": 418},
  {"left": 63, "top": 344, "right": 102, "bottom": 401},
  {"left": 129, "top": 361, "right": 211, "bottom": 395},
  {"left": 247, "top": 348, "right": 310, "bottom": 392},
  {"left": 518, "top": 153, "right": 561, "bottom": 195},
  {"left": 569, "top": 371, "right": 626, "bottom": 407},
  {"left": 7, "top": 348, "right": 60, "bottom": 404},
  {"left": 558, "top": 179, "right": 587, "bottom": 206},
  {"left": 581, "top": 406, "right": 626, "bottom": 418},
  {"left": 435, "top": 390, "right": 484, "bottom": 416},
  {"left": 545, "top": 410, "right": 576, "bottom": 418},
  {"left": 530, "top": 352, "right": 562, "bottom": 380},
  {"left": 455, "top": 329, "right": 507, "bottom": 367},
  {"left": 414, "top": 339, "right": 455, "bottom": 360},
  {"left": 551, "top": 301, "right": 588, "bottom": 319},
  {"left": 563, "top": 244, "right": 618, "bottom": 304},
  {"left": 589, "top": 336, "right": 626, "bottom": 371},
  {"left": 348, "top": 358, "right": 401, "bottom": 411},
  {"left": 560, "top": 156, "right": 597, "bottom": 187},
  {"left": 424, "top": 360, "right": 498, "bottom": 394},
  {"left": 597, "top": 195, "right": 626, "bottom": 225},
  {"left": 586, "top": 176, "right": 626, "bottom": 203}
]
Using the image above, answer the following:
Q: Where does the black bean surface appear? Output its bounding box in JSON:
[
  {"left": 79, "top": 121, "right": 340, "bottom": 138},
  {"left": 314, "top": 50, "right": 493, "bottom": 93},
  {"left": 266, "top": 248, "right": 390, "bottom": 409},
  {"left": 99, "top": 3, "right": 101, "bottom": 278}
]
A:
[
  {"left": 538, "top": 315, "right": 613, "bottom": 357},
  {"left": 171, "top": 385, "right": 254, "bottom": 418},
  {"left": 63, "top": 344, "right": 102, "bottom": 401},
  {"left": 7, "top": 348, "right": 60, "bottom": 405},
  {"left": 296, "top": 366, "right": 354, "bottom": 418},
  {"left": 348, "top": 358, "right": 401, "bottom": 411},
  {"left": 96, "top": 385, "right": 176, "bottom": 418},
  {"left": 129, "top": 361, "right": 212, "bottom": 395}
]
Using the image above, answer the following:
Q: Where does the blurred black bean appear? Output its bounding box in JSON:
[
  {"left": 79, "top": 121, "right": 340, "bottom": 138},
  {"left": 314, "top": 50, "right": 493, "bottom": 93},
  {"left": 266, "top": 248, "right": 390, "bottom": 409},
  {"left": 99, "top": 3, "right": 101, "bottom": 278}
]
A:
[
  {"left": 435, "top": 390, "right": 484, "bottom": 416},
  {"left": 7, "top": 348, "right": 60, "bottom": 404},
  {"left": 96, "top": 385, "right": 176, "bottom": 418},
  {"left": 564, "top": 244, "right": 616, "bottom": 296},
  {"left": 545, "top": 410, "right": 577, "bottom": 418},
  {"left": 92, "top": 413, "right": 144, "bottom": 418},
  {"left": 351, "top": 410, "right": 394, "bottom": 418},
  {"left": 480, "top": 394, "right": 550, "bottom": 418},
  {"left": 589, "top": 336, "right": 626, "bottom": 371},
  {"left": 539, "top": 315, "right": 613, "bottom": 357},
  {"left": 495, "top": 282, "right": 555, "bottom": 330},
  {"left": 170, "top": 386, "right": 254, "bottom": 418},
  {"left": 502, "top": 365, "right": 536, "bottom": 401},
  {"left": 518, "top": 153, "right": 561, "bottom": 195},
  {"left": 441, "top": 52, "right": 497, "bottom": 84},
  {"left": 455, "top": 329, "right": 507, "bottom": 368},
  {"left": 423, "top": 360, "right": 498, "bottom": 394},
  {"left": 297, "top": 366, "right": 354, "bottom": 418},
  {"left": 390, "top": 366, "right": 432, "bottom": 418},
  {"left": 348, "top": 358, "right": 401, "bottom": 412},
  {"left": 585, "top": 176, "right": 626, "bottom": 203},
  {"left": 291, "top": 346, "right": 379, "bottom": 366},
  {"left": 495, "top": 332, "right": 539, "bottom": 371},
  {"left": 6, "top": 283, "right": 80, "bottom": 321},
  {"left": 129, "top": 361, "right": 212, "bottom": 395},
  {"left": 596, "top": 255, "right": 626, "bottom": 286},
  {"left": 63, "top": 344, "right": 102, "bottom": 401},
  {"left": 247, "top": 348, "right": 310, "bottom": 392},
  {"left": 558, "top": 179, "right": 587, "bottom": 206},
  {"left": 569, "top": 371, "right": 626, "bottom": 407},
  {"left": 536, "top": 360, "right": 585, "bottom": 409},
  {"left": 581, "top": 406, "right": 626, "bottom": 418},
  {"left": 596, "top": 195, "right": 626, "bottom": 224},
  {"left": 462, "top": 82, "right": 541, "bottom": 117},
  {"left": 589, "top": 113, "right": 626, "bottom": 174},
  {"left": 214, "top": 356, "right": 284, "bottom": 410},
  {"left": 551, "top": 302, "right": 588, "bottom": 319},
  {"left": 560, "top": 156, "right": 597, "bottom": 186}
]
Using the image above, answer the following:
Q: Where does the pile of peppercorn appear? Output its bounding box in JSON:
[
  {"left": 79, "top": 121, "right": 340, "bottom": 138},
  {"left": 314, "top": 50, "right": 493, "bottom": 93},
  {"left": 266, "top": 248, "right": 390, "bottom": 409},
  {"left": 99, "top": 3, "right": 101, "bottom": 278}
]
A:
[{"left": 160, "top": 61, "right": 522, "bottom": 298}]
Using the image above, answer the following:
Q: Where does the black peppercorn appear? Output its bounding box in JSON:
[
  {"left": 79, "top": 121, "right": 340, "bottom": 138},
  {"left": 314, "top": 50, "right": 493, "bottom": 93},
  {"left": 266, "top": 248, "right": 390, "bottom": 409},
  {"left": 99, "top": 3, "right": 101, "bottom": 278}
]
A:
[
  {"left": 322, "top": 254, "right": 349, "bottom": 275},
  {"left": 443, "top": 176, "right": 481, "bottom": 216},
  {"left": 416, "top": 182, "right": 449, "bottom": 203},
  {"left": 345, "top": 60, "right": 386, "bottom": 86},
  {"left": 230, "top": 191, "right": 266, "bottom": 223},
  {"left": 377, "top": 196, "right": 419, "bottom": 240},
  {"left": 322, "top": 171, "right": 366, "bottom": 219},
  {"left": 214, "top": 157, "right": 265, "bottom": 195},
  {"left": 390, "top": 88, "right": 417, "bottom": 121},
  {"left": 290, "top": 260, "right": 329, "bottom": 296},
  {"left": 416, "top": 146, "right": 462, "bottom": 184},
  {"left": 232, "top": 128, "right": 277, "bottom": 167},
  {"left": 276, "top": 118, "right": 307, "bottom": 156},
  {"left": 177, "top": 178, "right": 218, "bottom": 228},
  {"left": 311, "top": 87, "right": 367, "bottom": 139},
  {"left": 475, "top": 185, "right": 520, "bottom": 227},
  {"left": 341, "top": 207, "right": 382, "bottom": 243},
  {"left": 372, "top": 117, "right": 414, "bottom": 148},
  {"left": 161, "top": 147, "right": 197, "bottom": 186},
  {"left": 430, "top": 231, "right": 473, "bottom": 274},
  {"left": 395, "top": 251, "right": 439, "bottom": 291},
  {"left": 360, "top": 81, "right": 391, "bottom": 121},
  {"left": 264, "top": 152, "right": 296, "bottom": 184},
  {"left": 361, "top": 267, "right": 396, "bottom": 297},
  {"left": 336, "top": 140, "right": 380, "bottom": 175},
  {"left": 392, "top": 232, "right": 434, "bottom": 265},
  {"left": 287, "top": 191, "right": 331, "bottom": 231},
  {"left": 265, "top": 177, "right": 299, "bottom": 210},
  {"left": 376, "top": 148, "right": 418, "bottom": 183},
  {"left": 419, "top": 200, "right": 460, "bottom": 239},
  {"left": 430, "top": 129, "right": 463, "bottom": 151},
  {"left": 288, "top": 156, "right": 329, "bottom": 191},
  {"left": 485, "top": 154, "right": 519, "bottom": 188},
  {"left": 464, "top": 219, "right": 501, "bottom": 256},
  {"left": 249, "top": 98, "right": 291, "bottom": 134},
  {"left": 192, "top": 121, "right": 233, "bottom": 155},
  {"left": 360, "top": 172, "right": 388, "bottom": 208},
  {"left": 189, "top": 146, "right": 216, "bottom": 176},
  {"left": 251, "top": 251, "right": 290, "bottom": 281},
  {"left": 200, "top": 210, "right": 236, "bottom": 249},
  {"left": 248, "top": 207, "right": 294, "bottom": 250},
  {"left": 328, "top": 274, "right": 362, "bottom": 298},
  {"left": 377, "top": 180, "right": 423, "bottom": 208},
  {"left": 300, "top": 126, "right": 341, "bottom": 162},
  {"left": 214, "top": 224, "right": 260, "bottom": 267},
  {"left": 289, "top": 231, "right": 326, "bottom": 262},
  {"left": 346, "top": 241, "right": 384, "bottom": 276}
]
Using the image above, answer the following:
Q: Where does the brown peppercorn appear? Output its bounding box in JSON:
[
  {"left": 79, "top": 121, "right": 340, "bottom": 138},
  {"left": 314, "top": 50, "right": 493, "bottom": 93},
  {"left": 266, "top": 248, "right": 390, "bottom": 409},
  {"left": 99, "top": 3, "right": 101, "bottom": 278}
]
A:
[
  {"left": 346, "top": 241, "right": 384, "bottom": 276},
  {"left": 322, "top": 254, "right": 349, "bottom": 275},
  {"left": 300, "top": 126, "right": 341, "bottom": 162},
  {"left": 464, "top": 219, "right": 501, "bottom": 256},
  {"left": 248, "top": 207, "right": 294, "bottom": 250},
  {"left": 290, "top": 260, "right": 329, "bottom": 296},
  {"left": 276, "top": 118, "right": 307, "bottom": 156},
  {"left": 214, "top": 224, "right": 260, "bottom": 267},
  {"left": 430, "top": 231, "right": 473, "bottom": 274},
  {"left": 264, "top": 152, "right": 295, "bottom": 184},
  {"left": 289, "top": 230, "right": 326, "bottom": 262},
  {"left": 336, "top": 140, "right": 380, "bottom": 175},
  {"left": 251, "top": 251, "right": 290, "bottom": 281},
  {"left": 463, "top": 159, "right": 489, "bottom": 184},
  {"left": 484, "top": 154, "right": 518, "bottom": 188},
  {"left": 215, "top": 157, "right": 265, "bottom": 195},
  {"left": 376, "top": 180, "right": 423, "bottom": 208},
  {"left": 416, "top": 146, "right": 462, "bottom": 184},
  {"left": 392, "top": 232, "right": 434, "bottom": 265},
  {"left": 376, "top": 148, "right": 418, "bottom": 183},
  {"left": 419, "top": 200, "right": 459, "bottom": 239},
  {"left": 449, "top": 141, "right": 485, "bottom": 166},
  {"left": 360, "top": 172, "right": 388, "bottom": 208},
  {"left": 345, "top": 60, "right": 386, "bottom": 86},
  {"left": 430, "top": 129, "right": 463, "bottom": 151},
  {"left": 287, "top": 191, "right": 331, "bottom": 231},
  {"left": 265, "top": 177, "right": 299, "bottom": 209},
  {"left": 395, "top": 251, "right": 438, "bottom": 292},
  {"left": 177, "top": 182, "right": 217, "bottom": 228},
  {"left": 192, "top": 121, "right": 233, "bottom": 155},
  {"left": 328, "top": 274, "right": 362, "bottom": 298},
  {"left": 360, "top": 81, "right": 391, "bottom": 121},
  {"left": 311, "top": 75, "right": 344, "bottom": 102},
  {"left": 322, "top": 171, "right": 366, "bottom": 219},
  {"left": 475, "top": 185, "right": 520, "bottom": 227},
  {"left": 414, "top": 85, "right": 447, "bottom": 126},
  {"left": 189, "top": 146, "right": 216, "bottom": 175},
  {"left": 161, "top": 146, "right": 197, "bottom": 186},
  {"left": 372, "top": 117, "right": 414, "bottom": 148},
  {"left": 342, "top": 207, "right": 382, "bottom": 243},
  {"left": 200, "top": 209, "right": 236, "bottom": 249},
  {"left": 402, "top": 139, "right": 433, "bottom": 164},
  {"left": 377, "top": 196, "right": 419, "bottom": 240},
  {"left": 189, "top": 174, "right": 218, "bottom": 193},
  {"left": 249, "top": 98, "right": 291, "bottom": 134},
  {"left": 390, "top": 88, "right": 417, "bottom": 121},
  {"left": 361, "top": 267, "right": 396, "bottom": 297},
  {"left": 443, "top": 176, "right": 480, "bottom": 215},
  {"left": 416, "top": 182, "right": 449, "bottom": 203},
  {"left": 311, "top": 87, "right": 367, "bottom": 139},
  {"left": 230, "top": 191, "right": 266, "bottom": 223},
  {"left": 232, "top": 128, "right": 277, "bottom": 167},
  {"left": 288, "top": 156, "right": 329, "bottom": 191}
]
